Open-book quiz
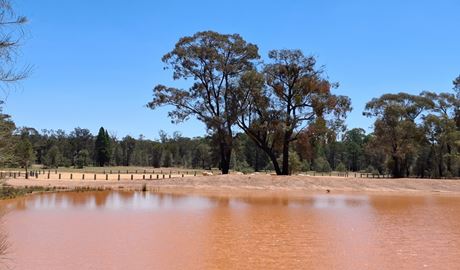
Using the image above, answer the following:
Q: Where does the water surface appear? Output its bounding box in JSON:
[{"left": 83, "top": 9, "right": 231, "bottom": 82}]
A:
[{"left": 1, "top": 191, "right": 460, "bottom": 269}]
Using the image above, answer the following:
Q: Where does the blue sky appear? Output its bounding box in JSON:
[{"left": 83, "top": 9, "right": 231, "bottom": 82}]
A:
[{"left": 3, "top": 0, "right": 459, "bottom": 140}]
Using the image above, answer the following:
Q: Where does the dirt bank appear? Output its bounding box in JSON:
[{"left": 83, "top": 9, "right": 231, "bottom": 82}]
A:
[{"left": 5, "top": 174, "right": 460, "bottom": 196}]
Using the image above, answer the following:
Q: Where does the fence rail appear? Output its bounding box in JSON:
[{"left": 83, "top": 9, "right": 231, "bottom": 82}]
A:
[{"left": 1, "top": 169, "right": 457, "bottom": 180}]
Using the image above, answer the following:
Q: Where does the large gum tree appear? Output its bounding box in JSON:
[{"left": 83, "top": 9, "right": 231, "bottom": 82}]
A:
[
  {"left": 147, "top": 31, "right": 259, "bottom": 174},
  {"left": 364, "top": 93, "right": 430, "bottom": 178},
  {"left": 235, "top": 49, "right": 351, "bottom": 175}
]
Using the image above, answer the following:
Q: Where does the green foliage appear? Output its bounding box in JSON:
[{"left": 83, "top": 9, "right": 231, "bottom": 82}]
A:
[
  {"left": 162, "top": 150, "right": 173, "bottom": 167},
  {"left": 0, "top": 102, "right": 15, "bottom": 167},
  {"left": 300, "top": 160, "right": 311, "bottom": 172},
  {"left": 74, "top": 149, "right": 90, "bottom": 169},
  {"left": 120, "top": 135, "right": 136, "bottom": 166},
  {"left": 148, "top": 31, "right": 260, "bottom": 174},
  {"left": 365, "top": 165, "right": 380, "bottom": 175},
  {"left": 336, "top": 162, "right": 347, "bottom": 172},
  {"left": 313, "top": 157, "right": 332, "bottom": 172},
  {"left": 364, "top": 93, "right": 429, "bottom": 177},
  {"left": 14, "top": 132, "right": 35, "bottom": 169},
  {"left": 95, "top": 127, "right": 111, "bottom": 166},
  {"left": 289, "top": 151, "right": 302, "bottom": 175},
  {"left": 235, "top": 49, "right": 351, "bottom": 175},
  {"left": 43, "top": 145, "right": 62, "bottom": 168}
]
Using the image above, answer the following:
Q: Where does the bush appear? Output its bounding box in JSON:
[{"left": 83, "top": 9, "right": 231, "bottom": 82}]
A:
[
  {"left": 239, "top": 167, "right": 255, "bottom": 174},
  {"left": 300, "top": 160, "right": 310, "bottom": 172},
  {"left": 336, "top": 162, "right": 347, "bottom": 172},
  {"left": 365, "top": 165, "right": 379, "bottom": 175},
  {"left": 74, "top": 150, "right": 90, "bottom": 169},
  {"left": 313, "top": 157, "right": 332, "bottom": 172},
  {"left": 289, "top": 151, "right": 301, "bottom": 175}
]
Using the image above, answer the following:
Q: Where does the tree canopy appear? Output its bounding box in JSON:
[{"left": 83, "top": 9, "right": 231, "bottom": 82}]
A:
[
  {"left": 235, "top": 49, "right": 351, "bottom": 174},
  {"left": 148, "top": 31, "right": 260, "bottom": 174}
]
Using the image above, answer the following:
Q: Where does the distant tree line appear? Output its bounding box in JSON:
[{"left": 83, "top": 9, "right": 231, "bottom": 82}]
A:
[{"left": 2, "top": 74, "right": 460, "bottom": 180}]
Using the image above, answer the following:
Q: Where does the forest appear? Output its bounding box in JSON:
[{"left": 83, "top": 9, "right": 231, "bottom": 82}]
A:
[{"left": 0, "top": 29, "right": 459, "bottom": 178}]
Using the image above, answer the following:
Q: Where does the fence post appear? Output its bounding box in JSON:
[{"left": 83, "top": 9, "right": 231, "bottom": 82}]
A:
[
  {"left": 82, "top": 174, "right": 85, "bottom": 180},
  {"left": 59, "top": 173, "right": 61, "bottom": 179},
  {"left": 143, "top": 175, "right": 145, "bottom": 180},
  {"left": 94, "top": 174, "right": 96, "bottom": 180},
  {"left": 106, "top": 174, "right": 108, "bottom": 181},
  {"left": 70, "top": 173, "right": 73, "bottom": 180},
  {"left": 131, "top": 174, "right": 133, "bottom": 180},
  {"left": 118, "top": 174, "right": 120, "bottom": 181}
]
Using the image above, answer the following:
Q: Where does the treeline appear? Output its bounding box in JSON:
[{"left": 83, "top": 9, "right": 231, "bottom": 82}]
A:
[{"left": 3, "top": 81, "right": 460, "bottom": 180}]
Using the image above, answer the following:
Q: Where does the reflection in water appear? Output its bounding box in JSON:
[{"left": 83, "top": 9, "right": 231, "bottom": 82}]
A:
[
  {"left": 1, "top": 192, "right": 460, "bottom": 269},
  {"left": 0, "top": 208, "right": 9, "bottom": 270}
]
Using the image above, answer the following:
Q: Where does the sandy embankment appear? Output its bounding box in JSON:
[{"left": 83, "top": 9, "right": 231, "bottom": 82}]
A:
[{"left": 5, "top": 174, "right": 460, "bottom": 196}]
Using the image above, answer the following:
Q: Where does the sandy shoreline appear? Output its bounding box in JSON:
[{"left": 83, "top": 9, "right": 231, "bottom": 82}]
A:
[{"left": 4, "top": 174, "right": 460, "bottom": 197}]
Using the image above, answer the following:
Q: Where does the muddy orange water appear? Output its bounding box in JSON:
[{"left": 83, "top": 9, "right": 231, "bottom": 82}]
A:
[{"left": 1, "top": 191, "right": 460, "bottom": 270}]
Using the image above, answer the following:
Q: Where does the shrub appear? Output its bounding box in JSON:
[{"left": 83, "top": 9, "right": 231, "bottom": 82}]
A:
[
  {"left": 313, "top": 157, "right": 332, "bottom": 172},
  {"left": 336, "top": 162, "right": 347, "bottom": 172}
]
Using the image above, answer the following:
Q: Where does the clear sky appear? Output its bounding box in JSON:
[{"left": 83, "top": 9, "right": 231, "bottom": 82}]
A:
[{"left": 2, "top": 0, "right": 459, "bottom": 140}]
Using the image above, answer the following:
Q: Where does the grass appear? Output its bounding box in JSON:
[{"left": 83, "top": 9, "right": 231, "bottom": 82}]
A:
[{"left": 0, "top": 183, "right": 56, "bottom": 200}]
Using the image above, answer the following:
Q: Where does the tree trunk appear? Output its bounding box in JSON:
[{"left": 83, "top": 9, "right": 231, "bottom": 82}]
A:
[
  {"left": 281, "top": 142, "right": 289, "bottom": 175},
  {"left": 25, "top": 162, "right": 28, "bottom": 180},
  {"left": 254, "top": 150, "right": 259, "bottom": 172},
  {"left": 392, "top": 155, "right": 403, "bottom": 178},
  {"left": 268, "top": 152, "right": 282, "bottom": 175},
  {"left": 219, "top": 142, "right": 232, "bottom": 175},
  {"left": 281, "top": 131, "right": 292, "bottom": 175}
]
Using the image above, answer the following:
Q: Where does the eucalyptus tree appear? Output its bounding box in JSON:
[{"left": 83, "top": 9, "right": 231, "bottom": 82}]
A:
[
  {"left": 421, "top": 91, "right": 460, "bottom": 177},
  {"left": 235, "top": 50, "right": 351, "bottom": 175},
  {"left": 342, "top": 128, "right": 367, "bottom": 171},
  {"left": 453, "top": 75, "right": 460, "bottom": 128},
  {"left": 147, "top": 31, "right": 260, "bottom": 174},
  {"left": 0, "top": 101, "right": 15, "bottom": 166},
  {"left": 120, "top": 135, "right": 136, "bottom": 166},
  {"left": 14, "top": 130, "right": 34, "bottom": 178},
  {"left": 364, "top": 93, "right": 430, "bottom": 177}
]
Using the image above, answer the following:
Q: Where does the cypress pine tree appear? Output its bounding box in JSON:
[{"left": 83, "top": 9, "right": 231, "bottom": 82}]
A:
[{"left": 95, "top": 127, "right": 110, "bottom": 166}]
